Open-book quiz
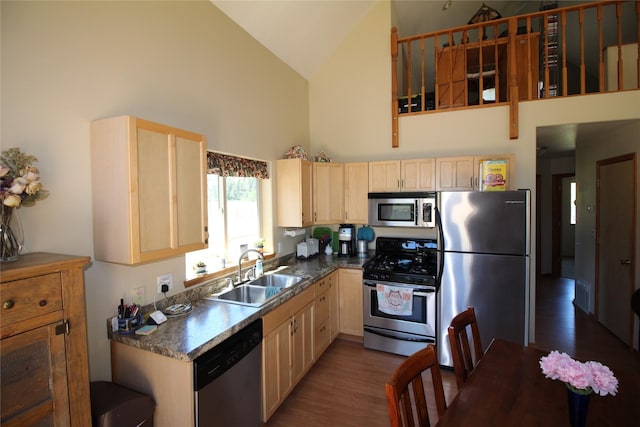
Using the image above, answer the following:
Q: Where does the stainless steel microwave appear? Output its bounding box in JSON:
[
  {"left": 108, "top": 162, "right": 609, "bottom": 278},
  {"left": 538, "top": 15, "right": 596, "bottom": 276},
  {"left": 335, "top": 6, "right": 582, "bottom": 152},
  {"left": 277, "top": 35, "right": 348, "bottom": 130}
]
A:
[{"left": 368, "top": 192, "right": 436, "bottom": 228}]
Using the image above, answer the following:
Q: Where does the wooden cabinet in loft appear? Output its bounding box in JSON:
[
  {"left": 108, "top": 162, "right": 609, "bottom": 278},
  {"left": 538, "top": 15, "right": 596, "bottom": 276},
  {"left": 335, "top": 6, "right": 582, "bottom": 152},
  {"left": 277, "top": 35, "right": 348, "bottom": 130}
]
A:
[{"left": 437, "top": 33, "right": 539, "bottom": 108}]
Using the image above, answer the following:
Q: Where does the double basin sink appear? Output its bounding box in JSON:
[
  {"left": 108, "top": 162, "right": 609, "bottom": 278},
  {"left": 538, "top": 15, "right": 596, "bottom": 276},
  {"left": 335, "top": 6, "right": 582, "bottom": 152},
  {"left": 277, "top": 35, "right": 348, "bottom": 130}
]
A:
[{"left": 208, "top": 273, "right": 305, "bottom": 308}]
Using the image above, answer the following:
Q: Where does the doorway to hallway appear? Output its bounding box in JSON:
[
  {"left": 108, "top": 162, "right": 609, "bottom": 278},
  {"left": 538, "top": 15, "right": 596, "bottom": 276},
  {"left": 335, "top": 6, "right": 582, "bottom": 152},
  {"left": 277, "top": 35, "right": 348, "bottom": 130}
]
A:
[{"left": 551, "top": 173, "right": 575, "bottom": 279}]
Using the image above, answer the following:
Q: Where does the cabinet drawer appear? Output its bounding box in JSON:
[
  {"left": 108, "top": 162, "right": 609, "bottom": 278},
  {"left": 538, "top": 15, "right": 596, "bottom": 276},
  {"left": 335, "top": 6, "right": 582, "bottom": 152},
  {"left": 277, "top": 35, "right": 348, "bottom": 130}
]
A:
[
  {"left": 315, "top": 276, "right": 329, "bottom": 297},
  {"left": 314, "top": 292, "right": 330, "bottom": 324},
  {"left": 1, "top": 273, "right": 63, "bottom": 327}
]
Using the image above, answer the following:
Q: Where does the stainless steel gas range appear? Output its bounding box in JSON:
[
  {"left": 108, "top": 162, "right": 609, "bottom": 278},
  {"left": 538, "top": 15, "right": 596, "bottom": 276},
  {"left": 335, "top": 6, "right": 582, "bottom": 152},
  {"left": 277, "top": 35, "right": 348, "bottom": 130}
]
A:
[{"left": 362, "top": 237, "right": 439, "bottom": 357}]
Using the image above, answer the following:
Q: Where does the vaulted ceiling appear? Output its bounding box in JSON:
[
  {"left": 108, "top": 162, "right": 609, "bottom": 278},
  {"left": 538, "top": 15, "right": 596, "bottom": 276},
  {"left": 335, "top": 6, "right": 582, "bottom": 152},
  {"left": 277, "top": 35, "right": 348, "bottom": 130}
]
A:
[{"left": 211, "top": 0, "right": 551, "bottom": 80}]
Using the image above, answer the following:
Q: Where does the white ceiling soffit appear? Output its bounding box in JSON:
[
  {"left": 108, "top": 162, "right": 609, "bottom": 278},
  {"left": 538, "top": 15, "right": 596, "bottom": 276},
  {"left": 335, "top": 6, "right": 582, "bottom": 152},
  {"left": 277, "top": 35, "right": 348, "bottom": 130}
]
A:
[{"left": 211, "top": 0, "right": 376, "bottom": 79}]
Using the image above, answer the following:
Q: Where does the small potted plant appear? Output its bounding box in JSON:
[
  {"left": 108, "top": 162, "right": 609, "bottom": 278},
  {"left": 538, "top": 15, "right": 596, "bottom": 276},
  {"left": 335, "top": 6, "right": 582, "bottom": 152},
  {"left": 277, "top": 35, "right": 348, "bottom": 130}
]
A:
[
  {"left": 194, "top": 261, "right": 207, "bottom": 274},
  {"left": 254, "top": 238, "right": 265, "bottom": 253}
]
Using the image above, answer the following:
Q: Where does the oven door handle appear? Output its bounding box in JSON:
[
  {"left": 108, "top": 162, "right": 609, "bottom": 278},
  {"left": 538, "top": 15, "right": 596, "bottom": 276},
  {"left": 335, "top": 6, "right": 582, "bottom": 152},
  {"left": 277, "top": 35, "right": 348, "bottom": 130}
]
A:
[
  {"left": 364, "top": 327, "right": 435, "bottom": 343},
  {"left": 364, "top": 282, "right": 435, "bottom": 297}
]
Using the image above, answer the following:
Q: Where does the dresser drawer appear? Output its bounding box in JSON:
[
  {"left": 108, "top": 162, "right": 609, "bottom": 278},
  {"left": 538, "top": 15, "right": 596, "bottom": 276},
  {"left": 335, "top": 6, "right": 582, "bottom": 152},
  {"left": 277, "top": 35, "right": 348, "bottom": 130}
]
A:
[{"left": 1, "top": 273, "right": 63, "bottom": 326}]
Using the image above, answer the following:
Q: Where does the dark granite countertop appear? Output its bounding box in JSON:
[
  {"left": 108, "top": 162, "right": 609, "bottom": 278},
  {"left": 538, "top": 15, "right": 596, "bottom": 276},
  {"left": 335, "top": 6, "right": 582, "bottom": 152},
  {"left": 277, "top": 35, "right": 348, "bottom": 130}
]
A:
[{"left": 108, "top": 253, "right": 371, "bottom": 362}]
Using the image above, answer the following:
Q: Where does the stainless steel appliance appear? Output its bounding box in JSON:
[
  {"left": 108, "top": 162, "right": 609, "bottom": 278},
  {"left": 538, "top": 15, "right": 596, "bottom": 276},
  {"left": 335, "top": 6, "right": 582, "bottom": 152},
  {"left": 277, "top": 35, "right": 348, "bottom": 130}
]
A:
[
  {"left": 194, "top": 319, "right": 262, "bottom": 427},
  {"left": 338, "top": 224, "right": 356, "bottom": 257},
  {"left": 437, "top": 190, "right": 530, "bottom": 367},
  {"left": 368, "top": 192, "right": 436, "bottom": 228},
  {"left": 363, "top": 237, "right": 438, "bottom": 356}
]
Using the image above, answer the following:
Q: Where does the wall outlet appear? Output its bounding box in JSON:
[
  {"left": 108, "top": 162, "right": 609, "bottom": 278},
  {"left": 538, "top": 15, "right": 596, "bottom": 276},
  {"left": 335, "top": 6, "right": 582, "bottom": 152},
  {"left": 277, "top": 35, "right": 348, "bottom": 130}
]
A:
[
  {"left": 132, "top": 286, "right": 145, "bottom": 305},
  {"left": 157, "top": 273, "right": 173, "bottom": 294}
]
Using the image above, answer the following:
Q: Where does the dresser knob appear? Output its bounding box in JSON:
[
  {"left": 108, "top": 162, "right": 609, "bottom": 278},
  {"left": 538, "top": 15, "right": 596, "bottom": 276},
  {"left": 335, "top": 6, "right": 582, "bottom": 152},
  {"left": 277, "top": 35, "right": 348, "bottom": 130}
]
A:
[
  {"left": 39, "top": 299, "right": 47, "bottom": 307},
  {"left": 3, "top": 300, "right": 14, "bottom": 309}
]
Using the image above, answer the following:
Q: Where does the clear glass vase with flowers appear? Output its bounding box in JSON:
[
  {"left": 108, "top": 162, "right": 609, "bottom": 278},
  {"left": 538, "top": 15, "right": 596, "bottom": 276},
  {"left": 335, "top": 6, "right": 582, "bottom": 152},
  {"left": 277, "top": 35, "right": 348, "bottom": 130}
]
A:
[{"left": 0, "top": 148, "right": 49, "bottom": 261}]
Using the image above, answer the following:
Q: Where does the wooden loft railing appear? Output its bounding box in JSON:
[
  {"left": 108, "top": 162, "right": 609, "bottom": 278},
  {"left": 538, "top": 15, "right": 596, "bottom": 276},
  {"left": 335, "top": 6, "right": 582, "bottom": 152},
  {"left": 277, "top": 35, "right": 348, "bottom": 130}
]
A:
[{"left": 391, "top": 0, "right": 639, "bottom": 147}]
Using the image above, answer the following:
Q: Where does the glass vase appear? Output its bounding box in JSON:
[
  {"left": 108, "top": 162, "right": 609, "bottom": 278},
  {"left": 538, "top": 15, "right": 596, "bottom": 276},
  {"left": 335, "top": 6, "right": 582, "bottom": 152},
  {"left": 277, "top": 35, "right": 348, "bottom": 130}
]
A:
[
  {"left": 0, "top": 205, "right": 24, "bottom": 262},
  {"left": 567, "top": 386, "right": 591, "bottom": 427}
]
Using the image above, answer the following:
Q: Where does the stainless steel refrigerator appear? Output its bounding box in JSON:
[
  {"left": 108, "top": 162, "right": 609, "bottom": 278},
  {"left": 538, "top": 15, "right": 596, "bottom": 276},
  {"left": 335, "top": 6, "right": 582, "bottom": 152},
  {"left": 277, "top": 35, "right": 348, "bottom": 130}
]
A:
[{"left": 437, "top": 190, "right": 530, "bottom": 367}]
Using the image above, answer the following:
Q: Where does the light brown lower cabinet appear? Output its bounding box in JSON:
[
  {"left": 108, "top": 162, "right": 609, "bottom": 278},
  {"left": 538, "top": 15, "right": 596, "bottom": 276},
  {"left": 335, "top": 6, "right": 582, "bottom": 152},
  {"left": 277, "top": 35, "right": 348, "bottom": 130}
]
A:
[
  {"left": 262, "top": 286, "right": 314, "bottom": 421},
  {"left": 338, "top": 268, "right": 364, "bottom": 337},
  {"left": 0, "top": 253, "right": 91, "bottom": 427}
]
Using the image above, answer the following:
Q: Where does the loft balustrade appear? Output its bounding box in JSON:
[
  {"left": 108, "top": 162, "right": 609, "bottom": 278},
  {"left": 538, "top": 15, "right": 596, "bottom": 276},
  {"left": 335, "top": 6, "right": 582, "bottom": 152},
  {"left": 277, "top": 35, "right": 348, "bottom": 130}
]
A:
[{"left": 391, "top": 0, "right": 639, "bottom": 145}]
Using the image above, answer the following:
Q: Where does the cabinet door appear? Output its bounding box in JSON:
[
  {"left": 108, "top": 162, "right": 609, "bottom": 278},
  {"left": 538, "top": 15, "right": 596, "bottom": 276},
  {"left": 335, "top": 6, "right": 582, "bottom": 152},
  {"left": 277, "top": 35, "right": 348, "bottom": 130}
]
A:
[
  {"left": 344, "top": 162, "right": 369, "bottom": 224},
  {"left": 435, "top": 156, "right": 475, "bottom": 191},
  {"left": 314, "top": 289, "right": 330, "bottom": 359},
  {"left": 313, "top": 163, "right": 344, "bottom": 225},
  {"left": 437, "top": 46, "right": 466, "bottom": 108},
  {"left": 137, "top": 121, "right": 208, "bottom": 260},
  {"left": 402, "top": 158, "right": 435, "bottom": 191},
  {"left": 369, "top": 161, "right": 401, "bottom": 192},
  {"left": 1, "top": 323, "right": 70, "bottom": 426},
  {"left": 338, "top": 269, "right": 364, "bottom": 336},
  {"left": 276, "top": 159, "right": 314, "bottom": 227},
  {"left": 262, "top": 320, "right": 292, "bottom": 421},
  {"left": 328, "top": 271, "right": 340, "bottom": 341},
  {"left": 301, "top": 160, "right": 314, "bottom": 227},
  {"left": 291, "top": 302, "right": 314, "bottom": 385}
]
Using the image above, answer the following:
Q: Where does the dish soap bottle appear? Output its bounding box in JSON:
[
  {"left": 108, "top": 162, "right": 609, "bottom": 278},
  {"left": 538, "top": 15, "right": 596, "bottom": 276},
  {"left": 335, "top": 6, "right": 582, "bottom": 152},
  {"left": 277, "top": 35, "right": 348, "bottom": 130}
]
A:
[{"left": 255, "top": 259, "right": 264, "bottom": 277}]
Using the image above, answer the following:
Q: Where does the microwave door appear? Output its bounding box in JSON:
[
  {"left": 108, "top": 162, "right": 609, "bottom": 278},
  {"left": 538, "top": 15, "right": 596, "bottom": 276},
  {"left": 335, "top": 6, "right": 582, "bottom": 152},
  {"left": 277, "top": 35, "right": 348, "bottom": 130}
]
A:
[{"left": 420, "top": 199, "right": 436, "bottom": 228}]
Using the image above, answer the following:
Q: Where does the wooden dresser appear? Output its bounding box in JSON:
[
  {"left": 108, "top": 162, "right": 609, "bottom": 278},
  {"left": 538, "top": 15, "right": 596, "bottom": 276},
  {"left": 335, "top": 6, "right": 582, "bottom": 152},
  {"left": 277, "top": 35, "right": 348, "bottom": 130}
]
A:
[{"left": 1, "top": 253, "right": 91, "bottom": 426}]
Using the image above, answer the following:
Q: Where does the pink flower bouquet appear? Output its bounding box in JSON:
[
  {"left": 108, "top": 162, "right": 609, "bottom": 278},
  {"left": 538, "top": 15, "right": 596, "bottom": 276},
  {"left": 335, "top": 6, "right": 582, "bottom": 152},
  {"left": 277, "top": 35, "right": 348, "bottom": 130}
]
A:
[{"left": 539, "top": 350, "right": 619, "bottom": 396}]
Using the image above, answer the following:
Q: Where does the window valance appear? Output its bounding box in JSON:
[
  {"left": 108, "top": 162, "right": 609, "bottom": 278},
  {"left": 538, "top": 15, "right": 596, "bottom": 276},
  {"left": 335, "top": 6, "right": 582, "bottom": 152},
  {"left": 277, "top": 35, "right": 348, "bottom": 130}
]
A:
[{"left": 207, "top": 151, "right": 270, "bottom": 179}]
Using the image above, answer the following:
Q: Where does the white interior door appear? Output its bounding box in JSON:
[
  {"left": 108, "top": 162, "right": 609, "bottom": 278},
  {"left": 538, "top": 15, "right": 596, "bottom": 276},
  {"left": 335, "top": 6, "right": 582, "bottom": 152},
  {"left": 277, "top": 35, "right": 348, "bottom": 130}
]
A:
[{"left": 597, "top": 155, "right": 635, "bottom": 345}]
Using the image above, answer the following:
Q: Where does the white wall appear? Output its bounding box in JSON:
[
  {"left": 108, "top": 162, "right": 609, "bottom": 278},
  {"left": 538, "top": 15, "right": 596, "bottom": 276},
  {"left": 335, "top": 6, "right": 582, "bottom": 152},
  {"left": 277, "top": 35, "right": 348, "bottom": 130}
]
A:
[{"left": 1, "top": 0, "right": 309, "bottom": 380}]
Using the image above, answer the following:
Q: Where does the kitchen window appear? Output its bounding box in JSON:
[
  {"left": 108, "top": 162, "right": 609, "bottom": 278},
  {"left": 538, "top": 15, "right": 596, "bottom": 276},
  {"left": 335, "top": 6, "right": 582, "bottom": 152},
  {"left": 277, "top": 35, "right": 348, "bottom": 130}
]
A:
[{"left": 185, "top": 152, "right": 270, "bottom": 277}]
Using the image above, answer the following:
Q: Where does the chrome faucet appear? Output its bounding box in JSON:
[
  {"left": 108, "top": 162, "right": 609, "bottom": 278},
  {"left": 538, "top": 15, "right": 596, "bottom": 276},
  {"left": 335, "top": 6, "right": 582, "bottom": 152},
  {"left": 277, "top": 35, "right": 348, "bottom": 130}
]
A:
[{"left": 237, "top": 249, "right": 265, "bottom": 285}]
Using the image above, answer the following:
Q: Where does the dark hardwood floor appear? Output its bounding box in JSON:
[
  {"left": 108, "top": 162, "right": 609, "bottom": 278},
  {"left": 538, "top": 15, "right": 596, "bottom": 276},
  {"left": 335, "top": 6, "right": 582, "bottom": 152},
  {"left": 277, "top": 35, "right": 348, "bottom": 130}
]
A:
[{"left": 264, "top": 276, "right": 640, "bottom": 426}]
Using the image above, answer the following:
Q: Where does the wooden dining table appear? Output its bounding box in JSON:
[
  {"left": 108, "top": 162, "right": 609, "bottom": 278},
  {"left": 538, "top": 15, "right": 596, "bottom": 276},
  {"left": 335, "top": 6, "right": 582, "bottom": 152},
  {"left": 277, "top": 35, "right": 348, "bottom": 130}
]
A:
[{"left": 436, "top": 339, "right": 639, "bottom": 426}]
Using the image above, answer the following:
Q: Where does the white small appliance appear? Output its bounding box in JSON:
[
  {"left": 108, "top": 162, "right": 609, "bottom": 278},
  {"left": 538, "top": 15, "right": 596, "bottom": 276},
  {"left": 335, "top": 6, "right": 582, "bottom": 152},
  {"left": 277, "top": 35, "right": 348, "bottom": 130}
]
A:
[{"left": 296, "top": 238, "right": 319, "bottom": 259}]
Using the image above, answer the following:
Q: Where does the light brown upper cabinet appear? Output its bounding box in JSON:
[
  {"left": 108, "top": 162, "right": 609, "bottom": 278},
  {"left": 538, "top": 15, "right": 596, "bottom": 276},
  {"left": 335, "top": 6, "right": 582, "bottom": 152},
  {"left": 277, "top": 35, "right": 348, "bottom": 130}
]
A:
[
  {"left": 313, "top": 162, "right": 344, "bottom": 225},
  {"left": 344, "top": 162, "right": 369, "bottom": 224},
  {"left": 401, "top": 158, "right": 435, "bottom": 191},
  {"left": 436, "top": 154, "right": 515, "bottom": 191},
  {"left": 369, "top": 160, "right": 402, "bottom": 192},
  {"left": 91, "top": 116, "right": 208, "bottom": 264},
  {"left": 276, "top": 158, "right": 314, "bottom": 228},
  {"left": 369, "top": 159, "right": 435, "bottom": 192}
]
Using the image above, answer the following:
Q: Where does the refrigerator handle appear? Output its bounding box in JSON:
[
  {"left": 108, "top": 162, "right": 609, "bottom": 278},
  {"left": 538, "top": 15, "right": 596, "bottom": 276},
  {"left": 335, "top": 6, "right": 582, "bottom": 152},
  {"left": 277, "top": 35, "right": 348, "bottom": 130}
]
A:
[{"left": 435, "top": 207, "right": 445, "bottom": 288}]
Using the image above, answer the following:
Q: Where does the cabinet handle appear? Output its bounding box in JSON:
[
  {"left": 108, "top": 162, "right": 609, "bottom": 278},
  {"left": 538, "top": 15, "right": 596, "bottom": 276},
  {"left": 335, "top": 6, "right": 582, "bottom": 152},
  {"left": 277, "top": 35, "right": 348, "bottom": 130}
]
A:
[
  {"left": 3, "top": 300, "right": 14, "bottom": 309},
  {"left": 39, "top": 299, "right": 47, "bottom": 307}
]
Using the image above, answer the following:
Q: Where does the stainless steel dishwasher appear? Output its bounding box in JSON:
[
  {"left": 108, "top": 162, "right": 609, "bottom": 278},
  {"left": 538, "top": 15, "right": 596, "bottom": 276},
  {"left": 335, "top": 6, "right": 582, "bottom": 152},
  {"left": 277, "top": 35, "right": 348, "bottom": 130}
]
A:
[{"left": 194, "top": 318, "right": 262, "bottom": 427}]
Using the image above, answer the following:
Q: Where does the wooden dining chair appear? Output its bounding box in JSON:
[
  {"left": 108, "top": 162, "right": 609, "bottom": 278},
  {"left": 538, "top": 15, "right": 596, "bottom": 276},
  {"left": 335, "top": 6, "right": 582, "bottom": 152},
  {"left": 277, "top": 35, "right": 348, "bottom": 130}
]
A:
[
  {"left": 447, "top": 306, "right": 484, "bottom": 388},
  {"left": 385, "top": 344, "right": 447, "bottom": 427}
]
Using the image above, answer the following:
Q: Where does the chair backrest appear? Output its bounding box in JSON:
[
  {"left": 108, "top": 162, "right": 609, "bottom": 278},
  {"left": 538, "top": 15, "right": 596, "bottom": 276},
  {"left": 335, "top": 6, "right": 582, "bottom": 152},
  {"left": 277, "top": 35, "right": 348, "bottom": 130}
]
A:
[
  {"left": 385, "top": 344, "right": 447, "bottom": 427},
  {"left": 447, "top": 306, "right": 484, "bottom": 388}
]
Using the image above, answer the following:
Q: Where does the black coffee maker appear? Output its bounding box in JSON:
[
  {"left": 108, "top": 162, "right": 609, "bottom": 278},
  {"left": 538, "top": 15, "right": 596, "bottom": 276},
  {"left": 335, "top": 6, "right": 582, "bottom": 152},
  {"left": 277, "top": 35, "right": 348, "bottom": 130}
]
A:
[{"left": 338, "top": 224, "right": 356, "bottom": 257}]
